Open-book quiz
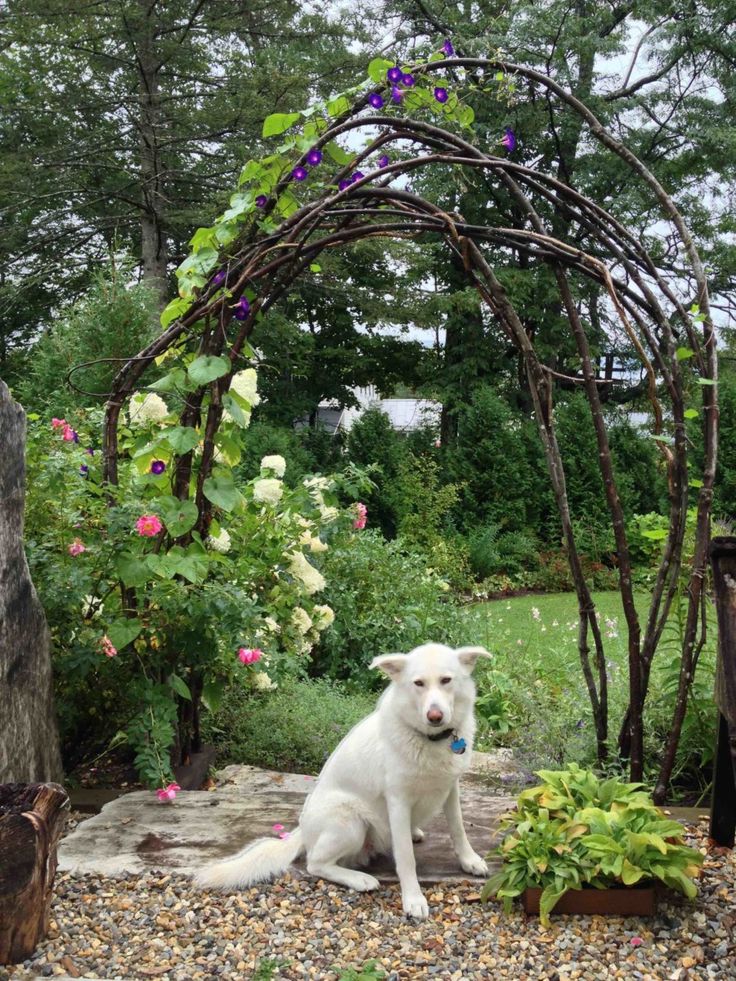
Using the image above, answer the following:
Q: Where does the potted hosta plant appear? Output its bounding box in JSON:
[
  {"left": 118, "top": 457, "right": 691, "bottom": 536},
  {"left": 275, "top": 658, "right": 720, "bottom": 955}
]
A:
[{"left": 481, "top": 764, "right": 704, "bottom": 925}]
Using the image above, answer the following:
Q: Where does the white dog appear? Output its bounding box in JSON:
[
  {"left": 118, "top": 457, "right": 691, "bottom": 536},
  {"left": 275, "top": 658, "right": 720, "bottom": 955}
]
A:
[{"left": 196, "top": 642, "right": 490, "bottom": 919}]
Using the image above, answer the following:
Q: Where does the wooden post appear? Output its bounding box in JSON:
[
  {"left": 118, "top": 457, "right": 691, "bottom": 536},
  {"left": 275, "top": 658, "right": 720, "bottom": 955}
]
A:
[
  {"left": 0, "top": 783, "right": 69, "bottom": 965},
  {"left": 709, "top": 537, "right": 736, "bottom": 847}
]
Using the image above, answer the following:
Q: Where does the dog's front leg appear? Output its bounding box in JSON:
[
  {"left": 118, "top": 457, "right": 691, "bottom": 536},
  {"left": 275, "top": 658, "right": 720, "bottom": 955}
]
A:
[
  {"left": 387, "top": 796, "right": 429, "bottom": 920},
  {"left": 443, "top": 782, "right": 488, "bottom": 876}
]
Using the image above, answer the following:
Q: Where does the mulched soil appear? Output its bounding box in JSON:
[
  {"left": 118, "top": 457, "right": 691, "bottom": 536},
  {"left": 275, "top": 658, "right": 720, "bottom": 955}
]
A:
[{"left": 2, "top": 818, "right": 734, "bottom": 981}]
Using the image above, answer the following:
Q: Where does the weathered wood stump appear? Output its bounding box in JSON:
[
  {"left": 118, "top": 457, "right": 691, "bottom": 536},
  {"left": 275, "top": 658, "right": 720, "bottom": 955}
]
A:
[
  {"left": 0, "top": 783, "right": 69, "bottom": 965},
  {"left": 709, "top": 537, "right": 736, "bottom": 847}
]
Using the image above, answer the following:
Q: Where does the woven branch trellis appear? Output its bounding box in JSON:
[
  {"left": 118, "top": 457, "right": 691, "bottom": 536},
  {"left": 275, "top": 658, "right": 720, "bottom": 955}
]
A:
[{"left": 102, "top": 56, "right": 717, "bottom": 799}]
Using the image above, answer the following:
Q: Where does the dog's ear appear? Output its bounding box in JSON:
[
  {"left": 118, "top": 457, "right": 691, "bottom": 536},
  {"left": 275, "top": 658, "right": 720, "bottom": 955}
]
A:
[
  {"left": 455, "top": 646, "right": 491, "bottom": 672},
  {"left": 370, "top": 653, "right": 407, "bottom": 679}
]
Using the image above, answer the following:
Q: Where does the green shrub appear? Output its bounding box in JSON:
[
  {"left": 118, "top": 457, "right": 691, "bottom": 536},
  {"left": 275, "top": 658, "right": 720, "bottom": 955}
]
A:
[
  {"left": 203, "top": 678, "right": 374, "bottom": 773},
  {"left": 467, "top": 524, "right": 541, "bottom": 580},
  {"left": 346, "top": 407, "right": 406, "bottom": 536},
  {"left": 312, "top": 530, "right": 467, "bottom": 686}
]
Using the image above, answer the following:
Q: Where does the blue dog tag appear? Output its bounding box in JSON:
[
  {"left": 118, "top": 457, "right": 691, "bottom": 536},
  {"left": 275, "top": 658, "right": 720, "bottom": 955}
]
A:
[{"left": 450, "top": 737, "right": 466, "bottom": 755}]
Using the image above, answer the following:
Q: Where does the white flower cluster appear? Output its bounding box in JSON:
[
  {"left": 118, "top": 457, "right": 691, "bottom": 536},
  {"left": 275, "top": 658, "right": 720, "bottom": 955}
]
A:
[
  {"left": 252, "top": 671, "right": 277, "bottom": 691},
  {"left": 264, "top": 616, "right": 281, "bottom": 634},
  {"left": 253, "top": 477, "right": 283, "bottom": 505},
  {"left": 311, "top": 604, "right": 335, "bottom": 630},
  {"left": 260, "top": 454, "right": 286, "bottom": 478},
  {"left": 222, "top": 368, "right": 260, "bottom": 426},
  {"left": 303, "top": 476, "right": 338, "bottom": 524},
  {"left": 299, "top": 529, "right": 328, "bottom": 553},
  {"left": 127, "top": 391, "right": 169, "bottom": 428},
  {"left": 291, "top": 607, "right": 313, "bottom": 635},
  {"left": 287, "top": 550, "right": 326, "bottom": 595},
  {"left": 206, "top": 527, "right": 231, "bottom": 553}
]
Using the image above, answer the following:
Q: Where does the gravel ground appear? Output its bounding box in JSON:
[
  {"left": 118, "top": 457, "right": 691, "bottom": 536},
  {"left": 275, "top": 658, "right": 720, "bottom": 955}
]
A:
[{"left": 2, "top": 818, "right": 734, "bottom": 981}]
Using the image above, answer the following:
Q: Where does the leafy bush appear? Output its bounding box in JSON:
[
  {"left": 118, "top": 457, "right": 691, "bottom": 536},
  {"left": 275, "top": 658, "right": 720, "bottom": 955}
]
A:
[
  {"left": 24, "top": 393, "right": 351, "bottom": 788},
  {"left": 346, "top": 407, "right": 406, "bottom": 536},
  {"left": 467, "top": 523, "right": 541, "bottom": 580},
  {"left": 311, "top": 530, "right": 466, "bottom": 686},
  {"left": 203, "top": 678, "right": 374, "bottom": 774},
  {"left": 17, "top": 267, "right": 158, "bottom": 415},
  {"left": 482, "top": 765, "right": 704, "bottom": 926}
]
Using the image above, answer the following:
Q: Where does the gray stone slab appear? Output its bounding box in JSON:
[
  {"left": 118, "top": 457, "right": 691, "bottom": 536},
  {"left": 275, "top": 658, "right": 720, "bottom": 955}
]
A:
[{"left": 59, "top": 762, "right": 513, "bottom": 882}]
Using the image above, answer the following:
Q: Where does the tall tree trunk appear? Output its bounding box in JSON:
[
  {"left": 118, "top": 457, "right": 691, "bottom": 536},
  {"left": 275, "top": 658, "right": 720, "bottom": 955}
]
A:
[
  {"left": 136, "top": 0, "right": 168, "bottom": 309},
  {"left": 0, "top": 382, "right": 63, "bottom": 784}
]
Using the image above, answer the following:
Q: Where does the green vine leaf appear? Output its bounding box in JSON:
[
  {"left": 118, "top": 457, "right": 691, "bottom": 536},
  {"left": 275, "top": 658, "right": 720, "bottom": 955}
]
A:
[
  {"left": 157, "top": 496, "right": 199, "bottom": 537},
  {"left": 164, "top": 426, "right": 200, "bottom": 454},
  {"left": 262, "top": 111, "right": 301, "bottom": 137},
  {"left": 107, "top": 618, "right": 143, "bottom": 650},
  {"left": 169, "top": 672, "right": 192, "bottom": 701},
  {"left": 203, "top": 473, "right": 240, "bottom": 511},
  {"left": 675, "top": 347, "right": 695, "bottom": 361},
  {"left": 187, "top": 355, "right": 231, "bottom": 386}
]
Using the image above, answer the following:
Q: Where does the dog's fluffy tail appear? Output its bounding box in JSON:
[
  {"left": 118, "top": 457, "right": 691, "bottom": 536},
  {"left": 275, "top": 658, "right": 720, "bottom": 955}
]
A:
[{"left": 195, "top": 828, "right": 304, "bottom": 891}]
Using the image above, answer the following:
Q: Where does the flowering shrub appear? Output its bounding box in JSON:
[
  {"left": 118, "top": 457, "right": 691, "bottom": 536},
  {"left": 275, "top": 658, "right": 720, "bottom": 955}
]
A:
[{"left": 24, "top": 391, "right": 356, "bottom": 789}]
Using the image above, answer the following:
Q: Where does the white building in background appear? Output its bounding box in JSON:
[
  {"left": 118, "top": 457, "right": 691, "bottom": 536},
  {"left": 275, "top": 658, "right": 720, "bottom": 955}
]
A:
[{"left": 309, "top": 386, "right": 442, "bottom": 435}]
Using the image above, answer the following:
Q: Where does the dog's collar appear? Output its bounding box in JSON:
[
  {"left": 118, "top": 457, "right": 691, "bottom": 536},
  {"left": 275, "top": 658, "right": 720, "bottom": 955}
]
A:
[{"left": 426, "top": 727, "right": 455, "bottom": 742}]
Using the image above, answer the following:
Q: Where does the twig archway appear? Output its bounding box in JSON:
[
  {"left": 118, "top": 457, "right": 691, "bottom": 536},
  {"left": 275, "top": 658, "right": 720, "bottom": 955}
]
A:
[{"left": 103, "top": 53, "right": 717, "bottom": 801}]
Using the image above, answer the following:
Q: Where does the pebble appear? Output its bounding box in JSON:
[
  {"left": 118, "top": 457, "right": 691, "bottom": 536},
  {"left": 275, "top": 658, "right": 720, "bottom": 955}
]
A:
[{"left": 0, "top": 821, "right": 733, "bottom": 980}]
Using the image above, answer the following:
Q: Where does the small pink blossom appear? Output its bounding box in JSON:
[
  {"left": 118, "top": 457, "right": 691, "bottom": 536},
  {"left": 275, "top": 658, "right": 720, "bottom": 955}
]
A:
[
  {"left": 272, "top": 823, "right": 285, "bottom": 831},
  {"left": 630, "top": 937, "right": 643, "bottom": 947},
  {"left": 156, "top": 783, "right": 181, "bottom": 803},
  {"left": 100, "top": 635, "right": 117, "bottom": 658},
  {"left": 61, "top": 424, "right": 78, "bottom": 442},
  {"left": 238, "top": 647, "right": 263, "bottom": 665},
  {"left": 68, "top": 538, "right": 86, "bottom": 556},
  {"left": 136, "top": 514, "right": 163, "bottom": 537},
  {"left": 434, "top": 439, "right": 441, "bottom": 448},
  {"left": 51, "top": 417, "right": 67, "bottom": 429},
  {"left": 353, "top": 502, "right": 368, "bottom": 530}
]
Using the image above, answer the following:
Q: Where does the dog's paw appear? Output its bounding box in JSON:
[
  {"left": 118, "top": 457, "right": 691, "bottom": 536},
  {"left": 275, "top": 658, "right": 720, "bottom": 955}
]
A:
[
  {"left": 350, "top": 872, "right": 380, "bottom": 892},
  {"left": 411, "top": 827, "right": 425, "bottom": 843},
  {"left": 459, "top": 852, "right": 488, "bottom": 877},
  {"left": 402, "top": 893, "right": 429, "bottom": 920}
]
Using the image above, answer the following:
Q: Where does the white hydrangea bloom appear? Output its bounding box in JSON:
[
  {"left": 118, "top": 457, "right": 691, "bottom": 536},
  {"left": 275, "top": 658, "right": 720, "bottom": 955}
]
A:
[
  {"left": 312, "top": 604, "right": 335, "bottom": 630},
  {"left": 291, "top": 607, "right": 313, "bottom": 635},
  {"left": 230, "top": 368, "right": 260, "bottom": 406},
  {"left": 303, "top": 476, "right": 331, "bottom": 492},
  {"left": 298, "top": 638, "right": 313, "bottom": 656},
  {"left": 299, "top": 530, "right": 328, "bottom": 553},
  {"left": 264, "top": 616, "right": 281, "bottom": 634},
  {"left": 81, "top": 595, "right": 104, "bottom": 620},
  {"left": 253, "top": 671, "right": 277, "bottom": 691},
  {"left": 206, "top": 528, "right": 231, "bottom": 553},
  {"left": 253, "top": 477, "right": 283, "bottom": 505},
  {"left": 260, "top": 454, "right": 286, "bottom": 478},
  {"left": 287, "top": 551, "right": 326, "bottom": 595},
  {"left": 127, "top": 391, "right": 169, "bottom": 427},
  {"left": 319, "top": 505, "right": 339, "bottom": 524}
]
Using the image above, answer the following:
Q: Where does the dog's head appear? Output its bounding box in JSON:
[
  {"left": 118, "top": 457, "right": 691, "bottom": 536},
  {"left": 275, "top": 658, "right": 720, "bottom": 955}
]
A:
[{"left": 370, "top": 643, "right": 490, "bottom": 733}]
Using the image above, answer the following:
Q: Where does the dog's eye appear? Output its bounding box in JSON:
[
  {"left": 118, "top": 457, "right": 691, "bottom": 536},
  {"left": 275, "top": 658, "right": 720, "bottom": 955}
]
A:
[
  {"left": 440, "top": 677, "right": 452, "bottom": 685},
  {"left": 413, "top": 679, "right": 425, "bottom": 687}
]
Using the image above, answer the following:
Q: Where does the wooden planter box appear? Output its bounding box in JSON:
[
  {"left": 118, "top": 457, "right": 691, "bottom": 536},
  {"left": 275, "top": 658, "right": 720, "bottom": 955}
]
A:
[{"left": 522, "top": 883, "right": 658, "bottom": 917}]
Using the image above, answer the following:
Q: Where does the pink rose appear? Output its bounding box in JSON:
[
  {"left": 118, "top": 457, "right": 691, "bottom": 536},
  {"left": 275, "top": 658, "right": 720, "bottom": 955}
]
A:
[
  {"left": 61, "top": 424, "right": 78, "bottom": 442},
  {"left": 100, "top": 635, "right": 117, "bottom": 658},
  {"left": 68, "top": 538, "right": 86, "bottom": 556},
  {"left": 238, "top": 647, "right": 263, "bottom": 665},
  {"left": 51, "top": 417, "right": 67, "bottom": 429},
  {"left": 136, "top": 514, "right": 163, "bottom": 537},
  {"left": 156, "top": 783, "right": 181, "bottom": 803},
  {"left": 353, "top": 502, "right": 367, "bottom": 530}
]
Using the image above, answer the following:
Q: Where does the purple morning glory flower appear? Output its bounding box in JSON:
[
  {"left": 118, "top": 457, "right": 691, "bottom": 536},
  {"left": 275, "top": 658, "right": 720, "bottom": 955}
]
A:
[
  {"left": 338, "top": 178, "right": 351, "bottom": 191},
  {"left": 234, "top": 296, "right": 251, "bottom": 321},
  {"left": 391, "top": 86, "right": 403, "bottom": 103},
  {"left": 255, "top": 194, "right": 268, "bottom": 208},
  {"left": 368, "top": 92, "right": 384, "bottom": 109},
  {"left": 306, "top": 148, "right": 323, "bottom": 166},
  {"left": 501, "top": 127, "right": 517, "bottom": 152},
  {"left": 86, "top": 446, "right": 94, "bottom": 455},
  {"left": 150, "top": 460, "right": 166, "bottom": 475},
  {"left": 351, "top": 171, "right": 365, "bottom": 183},
  {"left": 377, "top": 154, "right": 390, "bottom": 168},
  {"left": 401, "top": 73, "right": 415, "bottom": 87},
  {"left": 387, "top": 66, "right": 402, "bottom": 83},
  {"left": 292, "top": 166, "right": 308, "bottom": 181},
  {"left": 434, "top": 87, "right": 449, "bottom": 104},
  {"left": 442, "top": 38, "right": 454, "bottom": 56},
  {"left": 212, "top": 269, "right": 226, "bottom": 287},
  {"left": 79, "top": 464, "right": 89, "bottom": 477}
]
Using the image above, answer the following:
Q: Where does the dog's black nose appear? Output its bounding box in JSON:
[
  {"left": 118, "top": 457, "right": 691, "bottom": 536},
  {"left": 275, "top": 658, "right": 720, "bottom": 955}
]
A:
[{"left": 427, "top": 708, "right": 444, "bottom": 724}]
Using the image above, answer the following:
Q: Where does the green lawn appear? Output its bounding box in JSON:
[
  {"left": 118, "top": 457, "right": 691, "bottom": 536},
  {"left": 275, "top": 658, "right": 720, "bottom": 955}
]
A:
[{"left": 463, "top": 591, "right": 717, "bottom": 789}]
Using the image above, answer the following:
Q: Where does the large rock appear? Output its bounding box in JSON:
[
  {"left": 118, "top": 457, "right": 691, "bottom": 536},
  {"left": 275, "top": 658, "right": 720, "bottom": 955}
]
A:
[{"left": 0, "top": 382, "right": 63, "bottom": 783}]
